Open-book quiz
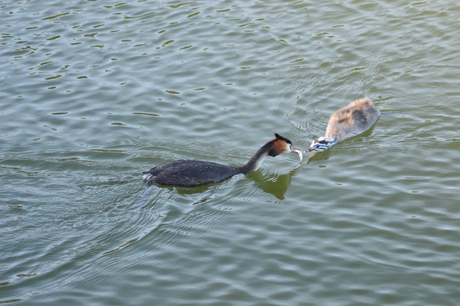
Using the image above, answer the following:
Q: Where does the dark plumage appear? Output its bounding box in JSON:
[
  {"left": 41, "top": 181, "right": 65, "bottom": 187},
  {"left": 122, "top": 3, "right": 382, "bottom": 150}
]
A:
[
  {"left": 143, "top": 160, "right": 240, "bottom": 186},
  {"left": 142, "top": 133, "right": 302, "bottom": 187}
]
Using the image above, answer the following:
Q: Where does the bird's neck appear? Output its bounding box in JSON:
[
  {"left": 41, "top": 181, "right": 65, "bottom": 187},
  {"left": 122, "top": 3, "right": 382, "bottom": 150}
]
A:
[{"left": 238, "top": 147, "right": 270, "bottom": 174}]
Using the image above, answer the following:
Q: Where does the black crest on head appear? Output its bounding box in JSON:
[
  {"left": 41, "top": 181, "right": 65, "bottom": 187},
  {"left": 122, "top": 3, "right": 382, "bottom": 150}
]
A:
[{"left": 274, "top": 133, "right": 292, "bottom": 144}]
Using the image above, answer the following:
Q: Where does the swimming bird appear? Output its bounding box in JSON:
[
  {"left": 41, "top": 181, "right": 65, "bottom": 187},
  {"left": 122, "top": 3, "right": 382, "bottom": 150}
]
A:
[
  {"left": 306, "top": 97, "right": 380, "bottom": 152},
  {"left": 142, "top": 133, "right": 303, "bottom": 187}
]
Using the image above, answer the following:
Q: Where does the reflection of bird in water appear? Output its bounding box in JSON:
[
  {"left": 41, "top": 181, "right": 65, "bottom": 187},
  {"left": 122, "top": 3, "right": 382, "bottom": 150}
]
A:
[
  {"left": 248, "top": 167, "right": 300, "bottom": 200},
  {"left": 306, "top": 97, "right": 380, "bottom": 152},
  {"left": 142, "top": 133, "right": 303, "bottom": 187}
]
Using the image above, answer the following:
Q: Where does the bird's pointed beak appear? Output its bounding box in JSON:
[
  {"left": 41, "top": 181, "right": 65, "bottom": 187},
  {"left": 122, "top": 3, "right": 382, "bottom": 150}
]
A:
[
  {"left": 304, "top": 144, "right": 318, "bottom": 153},
  {"left": 291, "top": 147, "right": 303, "bottom": 163}
]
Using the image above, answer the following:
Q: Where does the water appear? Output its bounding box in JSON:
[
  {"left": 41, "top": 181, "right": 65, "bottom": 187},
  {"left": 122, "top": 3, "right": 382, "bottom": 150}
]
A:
[{"left": 1, "top": 0, "right": 460, "bottom": 305}]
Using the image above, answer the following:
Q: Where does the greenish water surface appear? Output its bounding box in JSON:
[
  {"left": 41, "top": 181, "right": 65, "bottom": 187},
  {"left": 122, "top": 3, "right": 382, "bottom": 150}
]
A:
[{"left": 1, "top": 0, "right": 460, "bottom": 305}]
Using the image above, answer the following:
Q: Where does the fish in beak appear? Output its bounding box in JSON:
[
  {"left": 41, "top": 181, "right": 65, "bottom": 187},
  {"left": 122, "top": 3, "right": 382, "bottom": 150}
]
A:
[{"left": 291, "top": 147, "right": 303, "bottom": 163}]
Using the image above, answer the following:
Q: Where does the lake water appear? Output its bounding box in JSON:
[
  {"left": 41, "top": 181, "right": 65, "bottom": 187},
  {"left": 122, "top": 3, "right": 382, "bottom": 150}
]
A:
[{"left": 1, "top": 0, "right": 460, "bottom": 305}]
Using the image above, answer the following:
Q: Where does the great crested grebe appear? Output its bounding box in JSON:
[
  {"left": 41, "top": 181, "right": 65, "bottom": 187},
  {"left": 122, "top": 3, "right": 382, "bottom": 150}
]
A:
[
  {"left": 142, "top": 133, "right": 303, "bottom": 187},
  {"left": 306, "top": 97, "right": 380, "bottom": 152}
]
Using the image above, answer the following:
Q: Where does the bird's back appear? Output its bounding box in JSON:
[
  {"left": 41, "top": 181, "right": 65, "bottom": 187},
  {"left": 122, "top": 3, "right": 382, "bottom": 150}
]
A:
[
  {"left": 143, "top": 160, "right": 241, "bottom": 187},
  {"left": 325, "top": 97, "right": 380, "bottom": 142}
]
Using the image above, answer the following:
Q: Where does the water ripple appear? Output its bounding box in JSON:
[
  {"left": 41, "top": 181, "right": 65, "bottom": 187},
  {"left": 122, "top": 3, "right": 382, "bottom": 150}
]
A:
[{"left": 2, "top": 0, "right": 460, "bottom": 305}]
